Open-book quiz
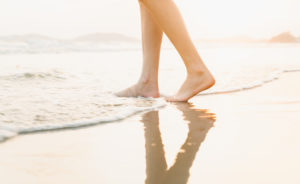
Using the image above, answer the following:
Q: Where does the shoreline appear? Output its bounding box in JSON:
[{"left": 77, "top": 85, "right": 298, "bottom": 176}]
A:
[
  {"left": 0, "top": 72, "right": 299, "bottom": 184},
  {"left": 1, "top": 70, "right": 299, "bottom": 144}
]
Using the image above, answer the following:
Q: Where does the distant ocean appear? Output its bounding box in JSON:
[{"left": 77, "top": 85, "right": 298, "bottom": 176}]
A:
[{"left": 0, "top": 34, "right": 299, "bottom": 142}]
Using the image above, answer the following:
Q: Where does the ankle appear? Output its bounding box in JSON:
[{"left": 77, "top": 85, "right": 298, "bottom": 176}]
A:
[
  {"left": 138, "top": 77, "right": 158, "bottom": 86},
  {"left": 186, "top": 67, "right": 206, "bottom": 76},
  {"left": 136, "top": 78, "right": 160, "bottom": 98},
  {"left": 186, "top": 67, "right": 215, "bottom": 84}
]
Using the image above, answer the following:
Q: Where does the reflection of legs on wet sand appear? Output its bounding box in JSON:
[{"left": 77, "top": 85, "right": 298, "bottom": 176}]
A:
[
  {"left": 142, "top": 111, "right": 167, "bottom": 184},
  {"left": 165, "top": 103, "right": 215, "bottom": 184},
  {"left": 141, "top": 103, "right": 216, "bottom": 184}
]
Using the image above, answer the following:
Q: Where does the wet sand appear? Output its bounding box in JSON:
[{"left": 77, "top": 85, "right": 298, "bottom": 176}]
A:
[{"left": 0, "top": 72, "right": 299, "bottom": 184}]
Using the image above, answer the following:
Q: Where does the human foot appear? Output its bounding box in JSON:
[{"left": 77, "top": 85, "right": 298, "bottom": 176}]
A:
[
  {"left": 115, "top": 80, "right": 160, "bottom": 98},
  {"left": 166, "top": 70, "right": 215, "bottom": 102}
]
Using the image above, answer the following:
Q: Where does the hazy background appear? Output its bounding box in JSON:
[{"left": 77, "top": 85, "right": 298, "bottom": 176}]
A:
[{"left": 0, "top": 0, "right": 300, "bottom": 39}]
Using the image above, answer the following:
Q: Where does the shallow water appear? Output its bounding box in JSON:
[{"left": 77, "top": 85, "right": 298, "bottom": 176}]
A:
[{"left": 0, "top": 43, "right": 299, "bottom": 141}]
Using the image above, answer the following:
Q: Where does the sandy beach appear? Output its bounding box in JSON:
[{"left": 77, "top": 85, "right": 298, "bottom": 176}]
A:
[
  {"left": 1, "top": 0, "right": 300, "bottom": 183},
  {"left": 0, "top": 72, "right": 299, "bottom": 184}
]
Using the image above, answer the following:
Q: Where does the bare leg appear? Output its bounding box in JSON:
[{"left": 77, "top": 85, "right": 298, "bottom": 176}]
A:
[
  {"left": 139, "top": 0, "right": 215, "bottom": 101},
  {"left": 116, "top": 2, "right": 163, "bottom": 98}
]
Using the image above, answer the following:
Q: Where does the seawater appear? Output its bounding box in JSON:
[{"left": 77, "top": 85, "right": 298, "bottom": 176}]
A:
[{"left": 0, "top": 43, "right": 300, "bottom": 142}]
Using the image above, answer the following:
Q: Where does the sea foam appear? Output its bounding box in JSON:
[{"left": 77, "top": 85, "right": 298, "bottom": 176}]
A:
[
  {"left": 0, "top": 98, "right": 166, "bottom": 142},
  {"left": 0, "top": 42, "right": 299, "bottom": 143}
]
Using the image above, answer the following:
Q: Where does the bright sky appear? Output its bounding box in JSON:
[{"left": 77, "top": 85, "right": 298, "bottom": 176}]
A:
[{"left": 0, "top": 0, "right": 299, "bottom": 39}]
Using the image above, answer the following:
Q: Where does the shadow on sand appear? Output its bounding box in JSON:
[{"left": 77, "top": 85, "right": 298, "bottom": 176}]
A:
[{"left": 141, "top": 102, "right": 216, "bottom": 184}]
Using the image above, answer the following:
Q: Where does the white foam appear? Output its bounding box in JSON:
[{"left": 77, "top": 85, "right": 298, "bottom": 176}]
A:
[
  {"left": 1, "top": 69, "right": 299, "bottom": 143},
  {"left": 0, "top": 129, "right": 17, "bottom": 142},
  {"left": 1, "top": 42, "right": 300, "bottom": 143},
  {"left": 199, "top": 69, "right": 299, "bottom": 95},
  {"left": 0, "top": 98, "right": 166, "bottom": 142}
]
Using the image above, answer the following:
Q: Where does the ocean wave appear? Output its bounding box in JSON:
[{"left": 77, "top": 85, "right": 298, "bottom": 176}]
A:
[
  {"left": 0, "top": 33, "right": 141, "bottom": 55},
  {"left": 0, "top": 98, "right": 166, "bottom": 143},
  {"left": 1, "top": 43, "right": 299, "bottom": 143},
  {"left": 1, "top": 69, "right": 299, "bottom": 143},
  {"left": 199, "top": 69, "right": 300, "bottom": 95},
  {"left": 0, "top": 70, "right": 67, "bottom": 81},
  {"left": 0, "top": 129, "right": 17, "bottom": 142}
]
